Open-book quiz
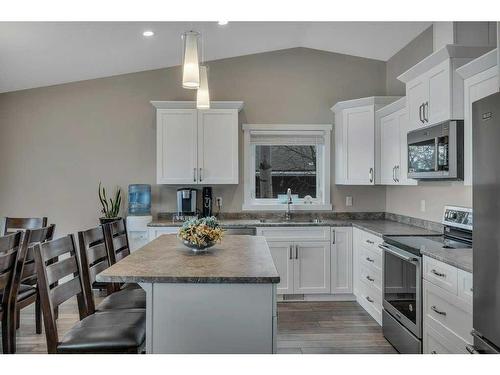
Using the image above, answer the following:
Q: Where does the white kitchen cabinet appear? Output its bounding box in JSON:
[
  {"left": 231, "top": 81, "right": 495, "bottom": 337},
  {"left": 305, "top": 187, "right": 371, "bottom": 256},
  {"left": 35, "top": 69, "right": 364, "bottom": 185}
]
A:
[
  {"left": 398, "top": 45, "right": 493, "bottom": 131},
  {"left": 331, "top": 227, "right": 353, "bottom": 294},
  {"left": 152, "top": 101, "right": 244, "bottom": 185},
  {"left": 331, "top": 96, "right": 401, "bottom": 185},
  {"left": 376, "top": 98, "right": 417, "bottom": 186},
  {"left": 148, "top": 227, "right": 178, "bottom": 242},
  {"left": 267, "top": 241, "right": 294, "bottom": 294},
  {"left": 294, "top": 241, "right": 331, "bottom": 294},
  {"left": 423, "top": 256, "right": 473, "bottom": 354},
  {"left": 257, "top": 227, "right": 331, "bottom": 295},
  {"left": 457, "top": 49, "right": 499, "bottom": 185}
]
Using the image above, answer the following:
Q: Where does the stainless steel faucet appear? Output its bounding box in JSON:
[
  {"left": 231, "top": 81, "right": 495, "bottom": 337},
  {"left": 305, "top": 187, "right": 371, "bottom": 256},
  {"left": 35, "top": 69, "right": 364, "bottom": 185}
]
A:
[{"left": 285, "top": 188, "right": 293, "bottom": 221}]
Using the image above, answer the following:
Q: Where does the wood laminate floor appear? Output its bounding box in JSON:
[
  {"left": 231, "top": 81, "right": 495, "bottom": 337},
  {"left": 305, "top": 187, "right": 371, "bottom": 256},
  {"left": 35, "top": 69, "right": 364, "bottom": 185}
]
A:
[{"left": 1, "top": 299, "right": 396, "bottom": 354}]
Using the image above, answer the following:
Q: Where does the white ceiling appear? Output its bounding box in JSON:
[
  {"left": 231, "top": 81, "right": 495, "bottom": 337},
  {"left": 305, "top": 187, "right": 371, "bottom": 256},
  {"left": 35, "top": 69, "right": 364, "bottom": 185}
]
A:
[{"left": 0, "top": 22, "right": 431, "bottom": 93}]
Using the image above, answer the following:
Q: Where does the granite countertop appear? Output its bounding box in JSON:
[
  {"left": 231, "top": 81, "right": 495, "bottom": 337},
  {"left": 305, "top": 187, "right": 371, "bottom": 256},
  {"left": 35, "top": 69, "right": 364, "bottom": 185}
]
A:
[
  {"left": 96, "top": 235, "right": 280, "bottom": 284},
  {"left": 420, "top": 248, "right": 473, "bottom": 273},
  {"left": 148, "top": 218, "right": 440, "bottom": 237}
]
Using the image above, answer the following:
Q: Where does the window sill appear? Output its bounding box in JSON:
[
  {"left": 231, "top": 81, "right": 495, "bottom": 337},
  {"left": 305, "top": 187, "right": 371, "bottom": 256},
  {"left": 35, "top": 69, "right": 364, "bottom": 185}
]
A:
[{"left": 242, "top": 203, "right": 332, "bottom": 211}]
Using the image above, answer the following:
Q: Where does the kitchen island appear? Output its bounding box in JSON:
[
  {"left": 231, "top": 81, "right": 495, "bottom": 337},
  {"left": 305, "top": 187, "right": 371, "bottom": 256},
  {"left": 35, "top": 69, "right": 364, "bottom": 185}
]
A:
[{"left": 97, "top": 234, "right": 280, "bottom": 354}]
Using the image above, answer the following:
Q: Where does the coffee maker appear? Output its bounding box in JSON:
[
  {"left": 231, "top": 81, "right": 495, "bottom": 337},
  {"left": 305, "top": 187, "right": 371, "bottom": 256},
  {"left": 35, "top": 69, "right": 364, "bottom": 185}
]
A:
[
  {"left": 202, "top": 187, "right": 213, "bottom": 217},
  {"left": 176, "top": 188, "right": 197, "bottom": 217}
]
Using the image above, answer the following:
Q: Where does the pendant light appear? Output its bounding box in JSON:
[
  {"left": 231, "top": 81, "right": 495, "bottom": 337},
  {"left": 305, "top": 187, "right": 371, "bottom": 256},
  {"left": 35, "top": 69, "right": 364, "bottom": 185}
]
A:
[
  {"left": 197, "top": 65, "right": 210, "bottom": 109},
  {"left": 182, "top": 31, "right": 200, "bottom": 89}
]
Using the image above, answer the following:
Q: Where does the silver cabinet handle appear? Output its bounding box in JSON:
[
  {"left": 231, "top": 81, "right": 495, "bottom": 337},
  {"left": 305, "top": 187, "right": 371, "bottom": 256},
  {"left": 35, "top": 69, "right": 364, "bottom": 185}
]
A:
[
  {"left": 366, "top": 239, "right": 374, "bottom": 244},
  {"left": 289, "top": 245, "right": 293, "bottom": 260},
  {"left": 365, "top": 257, "right": 375, "bottom": 263},
  {"left": 369, "top": 167, "right": 373, "bottom": 183},
  {"left": 332, "top": 230, "right": 336, "bottom": 244},
  {"left": 431, "top": 269, "right": 446, "bottom": 278},
  {"left": 199, "top": 168, "right": 203, "bottom": 182},
  {"left": 424, "top": 101, "right": 429, "bottom": 122},
  {"left": 470, "top": 287, "right": 473, "bottom": 292},
  {"left": 392, "top": 166, "right": 396, "bottom": 182},
  {"left": 466, "top": 345, "right": 479, "bottom": 354},
  {"left": 431, "top": 351, "right": 437, "bottom": 354},
  {"left": 431, "top": 305, "right": 447, "bottom": 316},
  {"left": 193, "top": 168, "right": 197, "bottom": 182},
  {"left": 295, "top": 245, "right": 299, "bottom": 259},
  {"left": 366, "top": 275, "right": 375, "bottom": 282},
  {"left": 396, "top": 165, "right": 400, "bottom": 182},
  {"left": 419, "top": 103, "right": 424, "bottom": 123},
  {"left": 366, "top": 296, "right": 374, "bottom": 303}
]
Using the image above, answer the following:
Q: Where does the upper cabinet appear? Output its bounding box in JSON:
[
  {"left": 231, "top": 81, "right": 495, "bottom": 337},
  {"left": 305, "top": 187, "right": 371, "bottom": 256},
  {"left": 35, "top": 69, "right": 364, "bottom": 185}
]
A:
[
  {"left": 457, "top": 49, "right": 499, "bottom": 186},
  {"left": 331, "top": 96, "right": 400, "bottom": 185},
  {"left": 375, "top": 98, "right": 417, "bottom": 186},
  {"left": 152, "top": 101, "right": 244, "bottom": 185},
  {"left": 398, "top": 45, "right": 494, "bottom": 131}
]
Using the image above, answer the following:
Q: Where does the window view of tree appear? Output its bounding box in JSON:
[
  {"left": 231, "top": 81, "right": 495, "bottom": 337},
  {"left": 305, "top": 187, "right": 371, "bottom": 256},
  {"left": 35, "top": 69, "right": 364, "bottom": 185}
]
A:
[{"left": 255, "top": 145, "right": 317, "bottom": 198}]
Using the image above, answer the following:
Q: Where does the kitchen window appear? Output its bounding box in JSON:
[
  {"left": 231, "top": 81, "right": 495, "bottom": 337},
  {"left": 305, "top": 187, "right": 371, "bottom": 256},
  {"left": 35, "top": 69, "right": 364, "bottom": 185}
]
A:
[{"left": 242, "top": 124, "right": 332, "bottom": 211}]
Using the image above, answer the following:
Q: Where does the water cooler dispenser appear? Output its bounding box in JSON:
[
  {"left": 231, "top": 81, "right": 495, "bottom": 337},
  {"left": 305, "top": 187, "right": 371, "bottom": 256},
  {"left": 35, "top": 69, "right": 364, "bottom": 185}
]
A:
[{"left": 126, "top": 184, "right": 152, "bottom": 251}]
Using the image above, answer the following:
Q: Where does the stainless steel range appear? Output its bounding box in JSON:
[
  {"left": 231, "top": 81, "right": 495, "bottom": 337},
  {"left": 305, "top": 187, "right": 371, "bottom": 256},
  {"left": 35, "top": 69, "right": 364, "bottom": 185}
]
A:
[{"left": 380, "top": 206, "right": 473, "bottom": 353}]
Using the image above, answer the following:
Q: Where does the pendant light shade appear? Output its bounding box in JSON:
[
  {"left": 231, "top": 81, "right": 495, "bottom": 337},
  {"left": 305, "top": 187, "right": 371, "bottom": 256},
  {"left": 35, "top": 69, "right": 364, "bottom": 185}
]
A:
[
  {"left": 197, "top": 65, "right": 210, "bottom": 109},
  {"left": 182, "top": 31, "right": 200, "bottom": 89}
]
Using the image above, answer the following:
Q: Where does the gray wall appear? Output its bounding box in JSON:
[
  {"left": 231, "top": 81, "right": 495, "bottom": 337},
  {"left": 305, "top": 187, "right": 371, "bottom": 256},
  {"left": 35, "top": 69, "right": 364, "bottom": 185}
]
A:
[
  {"left": 386, "top": 26, "right": 433, "bottom": 96},
  {"left": 385, "top": 25, "right": 472, "bottom": 222},
  {"left": 0, "top": 47, "right": 387, "bottom": 235}
]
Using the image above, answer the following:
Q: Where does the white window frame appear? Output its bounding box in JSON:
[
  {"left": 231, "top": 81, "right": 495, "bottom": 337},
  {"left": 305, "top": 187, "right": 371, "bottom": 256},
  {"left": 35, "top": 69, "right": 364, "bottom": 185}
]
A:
[{"left": 242, "top": 124, "right": 332, "bottom": 211}]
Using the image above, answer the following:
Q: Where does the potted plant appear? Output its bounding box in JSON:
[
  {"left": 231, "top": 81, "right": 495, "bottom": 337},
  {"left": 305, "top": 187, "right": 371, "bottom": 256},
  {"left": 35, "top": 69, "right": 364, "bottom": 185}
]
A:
[{"left": 98, "top": 182, "right": 122, "bottom": 224}]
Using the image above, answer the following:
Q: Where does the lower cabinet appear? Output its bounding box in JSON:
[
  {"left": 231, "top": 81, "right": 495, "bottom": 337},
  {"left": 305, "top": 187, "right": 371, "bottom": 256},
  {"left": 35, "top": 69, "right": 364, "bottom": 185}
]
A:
[
  {"left": 148, "top": 227, "right": 178, "bottom": 241},
  {"left": 266, "top": 242, "right": 294, "bottom": 294},
  {"left": 331, "top": 227, "right": 353, "bottom": 294},
  {"left": 423, "top": 256, "right": 473, "bottom": 354}
]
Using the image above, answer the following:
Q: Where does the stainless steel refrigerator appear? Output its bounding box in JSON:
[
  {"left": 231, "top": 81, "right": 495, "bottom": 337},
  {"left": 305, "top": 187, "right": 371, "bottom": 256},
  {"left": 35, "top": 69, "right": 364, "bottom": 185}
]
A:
[{"left": 471, "top": 91, "right": 500, "bottom": 354}]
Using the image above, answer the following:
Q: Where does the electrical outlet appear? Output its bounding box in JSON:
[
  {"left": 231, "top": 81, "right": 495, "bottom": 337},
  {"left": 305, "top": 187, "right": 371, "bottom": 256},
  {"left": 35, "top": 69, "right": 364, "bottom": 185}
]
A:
[
  {"left": 420, "top": 200, "right": 426, "bottom": 212},
  {"left": 346, "top": 196, "right": 353, "bottom": 207}
]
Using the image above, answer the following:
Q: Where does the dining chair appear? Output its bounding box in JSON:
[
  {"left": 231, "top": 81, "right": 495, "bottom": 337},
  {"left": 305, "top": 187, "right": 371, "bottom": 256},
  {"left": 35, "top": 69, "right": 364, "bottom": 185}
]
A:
[
  {"left": 77, "top": 225, "right": 145, "bottom": 314},
  {"left": 10, "top": 225, "right": 55, "bottom": 343},
  {"left": 3, "top": 217, "right": 48, "bottom": 235},
  {"left": 33, "top": 234, "right": 146, "bottom": 353},
  {"left": 0, "top": 232, "right": 22, "bottom": 354}
]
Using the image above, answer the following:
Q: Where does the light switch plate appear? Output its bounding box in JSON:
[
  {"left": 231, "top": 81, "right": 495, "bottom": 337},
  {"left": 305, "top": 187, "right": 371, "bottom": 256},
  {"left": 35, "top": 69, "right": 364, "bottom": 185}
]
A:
[{"left": 346, "top": 196, "right": 353, "bottom": 207}]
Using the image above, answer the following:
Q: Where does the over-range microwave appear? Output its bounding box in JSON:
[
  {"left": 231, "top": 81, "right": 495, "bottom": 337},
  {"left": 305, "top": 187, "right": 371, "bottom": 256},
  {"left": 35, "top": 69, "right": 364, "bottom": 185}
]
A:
[{"left": 407, "top": 120, "right": 464, "bottom": 180}]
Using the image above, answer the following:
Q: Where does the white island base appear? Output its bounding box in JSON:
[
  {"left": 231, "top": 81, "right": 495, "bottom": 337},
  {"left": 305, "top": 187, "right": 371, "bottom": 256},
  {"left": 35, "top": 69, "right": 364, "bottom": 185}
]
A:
[{"left": 139, "top": 282, "right": 277, "bottom": 354}]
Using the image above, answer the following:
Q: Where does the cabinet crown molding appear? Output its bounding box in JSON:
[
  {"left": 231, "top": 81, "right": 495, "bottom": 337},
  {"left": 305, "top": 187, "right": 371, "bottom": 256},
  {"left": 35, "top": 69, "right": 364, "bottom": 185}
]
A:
[
  {"left": 151, "top": 101, "right": 244, "bottom": 111},
  {"left": 375, "top": 97, "right": 406, "bottom": 119},
  {"left": 331, "top": 96, "right": 401, "bottom": 112},
  {"left": 397, "top": 45, "right": 494, "bottom": 84},
  {"left": 456, "top": 49, "right": 498, "bottom": 80}
]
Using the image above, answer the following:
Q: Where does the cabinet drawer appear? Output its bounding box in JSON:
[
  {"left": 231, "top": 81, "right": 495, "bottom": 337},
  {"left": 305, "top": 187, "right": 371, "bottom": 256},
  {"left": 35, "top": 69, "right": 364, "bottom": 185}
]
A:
[
  {"left": 359, "top": 245, "right": 382, "bottom": 272},
  {"left": 359, "top": 230, "right": 383, "bottom": 250},
  {"left": 423, "top": 280, "right": 473, "bottom": 345},
  {"left": 256, "top": 227, "right": 330, "bottom": 242},
  {"left": 357, "top": 281, "right": 382, "bottom": 325},
  {"left": 423, "top": 256, "right": 458, "bottom": 294},
  {"left": 359, "top": 263, "right": 382, "bottom": 292},
  {"left": 457, "top": 269, "right": 473, "bottom": 305},
  {"left": 423, "top": 324, "right": 467, "bottom": 354}
]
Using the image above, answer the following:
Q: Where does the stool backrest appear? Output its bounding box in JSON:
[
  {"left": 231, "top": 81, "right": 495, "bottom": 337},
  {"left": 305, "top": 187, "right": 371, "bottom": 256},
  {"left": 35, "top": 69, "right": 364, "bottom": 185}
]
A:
[
  {"left": 3, "top": 217, "right": 48, "bottom": 235},
  {"left": 34, "top": 234, "right": 87, "bottom": 353},
  {"left": 103, "top": 219, "right": 131, "bottom": 264},
  {"left": 0, "top": 232, "right": 22, "bottom": 307}
]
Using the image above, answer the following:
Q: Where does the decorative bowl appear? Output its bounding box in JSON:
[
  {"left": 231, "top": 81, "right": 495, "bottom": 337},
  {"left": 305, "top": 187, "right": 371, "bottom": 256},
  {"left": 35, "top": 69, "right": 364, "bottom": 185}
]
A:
[{"left": 181, "top": 239, "right": 216, "bottom": 252}]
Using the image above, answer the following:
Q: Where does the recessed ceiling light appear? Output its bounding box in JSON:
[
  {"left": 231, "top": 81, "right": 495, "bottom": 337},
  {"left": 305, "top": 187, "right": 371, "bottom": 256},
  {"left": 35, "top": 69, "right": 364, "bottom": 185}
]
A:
[
  {"left": 218, "top": 21, "right": 228, "bottom": 26},
  {"left": 143, "top": 30, "right": 154, "bottom": 37}
]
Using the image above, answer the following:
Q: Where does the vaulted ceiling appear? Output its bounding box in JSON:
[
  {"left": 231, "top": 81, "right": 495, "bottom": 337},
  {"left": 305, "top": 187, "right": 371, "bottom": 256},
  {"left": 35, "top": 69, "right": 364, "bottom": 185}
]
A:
[{"left": 0, "top": 22, "right": 431, "bottom": 93}]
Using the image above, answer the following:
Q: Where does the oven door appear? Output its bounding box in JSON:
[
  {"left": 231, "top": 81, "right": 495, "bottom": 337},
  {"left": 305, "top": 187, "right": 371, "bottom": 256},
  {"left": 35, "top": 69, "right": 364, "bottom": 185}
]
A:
[{"left": 380, "top": 243, "right": 422, "bottom": 338}]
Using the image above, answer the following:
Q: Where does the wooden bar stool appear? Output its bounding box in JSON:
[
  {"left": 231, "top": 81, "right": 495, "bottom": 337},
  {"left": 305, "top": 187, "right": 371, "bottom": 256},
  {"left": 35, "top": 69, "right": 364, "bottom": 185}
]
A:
[
  {"left": 3, "top": 217, "right": 48, "bottom": 235},
  {"left": 34, "top": 235, "right": 146, "bottom": 353},
  {"left": 0, "top": 232, "right": 22, "bottom": 354},
  {"left": 77, "top": 225, "right": 145, "bottom": 313}
]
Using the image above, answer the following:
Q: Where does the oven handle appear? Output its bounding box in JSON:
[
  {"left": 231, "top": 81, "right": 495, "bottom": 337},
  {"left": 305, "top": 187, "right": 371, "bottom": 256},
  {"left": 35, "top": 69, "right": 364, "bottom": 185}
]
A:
[{"left": 379, "top": 244, "right": 419, "bottom": 263}]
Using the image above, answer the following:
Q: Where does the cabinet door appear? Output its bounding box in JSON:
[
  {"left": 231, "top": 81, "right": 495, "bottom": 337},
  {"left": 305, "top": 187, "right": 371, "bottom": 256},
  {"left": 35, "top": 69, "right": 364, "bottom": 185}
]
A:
[
  {"left": 406, "top": 78, "right": 428, "bottom": 131},
  {"left": 294, "top": 241, "right": 331, "bottom": 294},
  {"left": 463, "top": 67, "right": 499, "bottom": 185},
  {"left": 268, "top": 241, "right": 294, "bottom": 294},
  {"left": 397, "top": 108, "right": 417, "bottom": 185},
  {"left": 331, "top": 227, "right": 353, "bottom": 294},
  {"left": 197, "top": 109, "right": 239, "bottom": 184},
  {"left": 343, "top": 105, "right": 375, "bottom": 184},
  {"left": 379, "top": 112, "right": 400, "bottom": 185},
  {"left": 157, "top": 109, "right": 198, "bottom": 184},
  {"left": 427, "top": 60, "right": 452, "bottom": 125}
]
